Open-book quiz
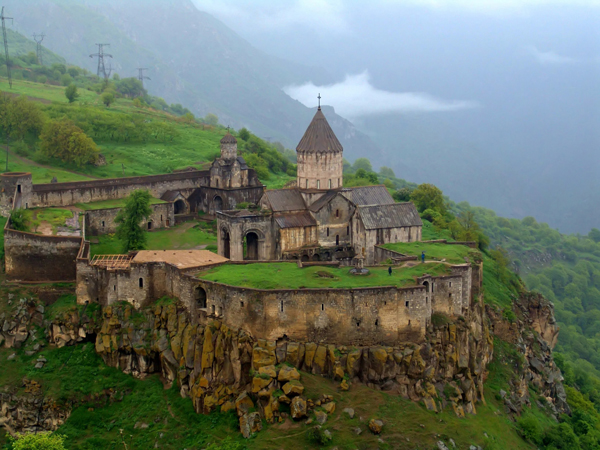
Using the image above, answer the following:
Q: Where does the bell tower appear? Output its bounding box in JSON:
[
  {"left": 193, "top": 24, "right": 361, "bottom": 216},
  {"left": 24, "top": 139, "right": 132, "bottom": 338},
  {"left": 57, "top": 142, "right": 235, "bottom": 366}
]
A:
[
  {"left": 296, "top": 97, "right": 343, "bottom": 190},
  {"left": 220, "top": 132, "right": 237, "bottom": 160}
]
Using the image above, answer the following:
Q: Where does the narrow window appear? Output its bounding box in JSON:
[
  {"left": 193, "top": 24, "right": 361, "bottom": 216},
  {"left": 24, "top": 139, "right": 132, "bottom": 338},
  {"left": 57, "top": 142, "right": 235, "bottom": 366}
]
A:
[
  {"left": 211, "top": 305, "right": 215, "bottom": 314},
  {"left": 321, "top": 304, "right": 324, "bottom": 311},
  {"left": 317, "top": 180, "right": 320, "bottom": 189},
  {"left": 384, "top": 301, "right": 387, "bottom": 306},
  {"left": 338, "top": 178, "right": 341, "bottom": 187},
  {"left": 17, "top": 185, "right": 21, "bottom": 193},
  {"left": 328, "top": 179, "right": 332, "bottom": 189},
  {"left": 449, "top": 293, "right": 452, "bottom": 298},
  {"left": 356, "top": 321, "right": 360, "bottom": 327},
  {"left": 336, "top": 235, "right": 339, "bottom": 246},
  {"left": 449, "top": 282, "right": 452, "bottom": 287},
  {"left": 306, "top": 179, "right": 309, "bottom": 189},
  {"left": 240, "top": 301, "right": 244, "bottom": 307},
  {"left": 432, "top": 283, "right": 434, "bottom": 293},
  {"left": 216, "top": 179, "right": 219, "bottom": 187},
  {"left": 113, "top": 285, "right": 116, "bottom": 291},
  {"left": 347, "top": 225, "right": 349, "bottom": 235},
  {"left": 161, "top": 215, "right": 163, "bottom": 222},
  {"left": 375, "top": 319, "right": 379, "bottom": 326},
  {"left": 405, "top": 301, "right": 409, "bottom": 307},
  {"left": 139, "top": 278, "right": 144, "bottom": 288},
  {"left": 426, "top": 297, "right": 428, "bottom": 304},
  {"left": 326, "top": 227, "right": 330, "bottom": 237},
  {"left": 148, "top": 222, "right": 152, "bottom": 230},
  {"left": 280, "top": 300, "right": 284, "bottom": 312},
  {"left": 408, "top": 320, "right": 411, "bottom": 326},
  {"left": 25, "top": 203, "right": 28, "bottom": 209},
  {"left": 336, "top": 209, "right": 339, "bottom": 218},
  {"left": 219, "top": 306, "right": 223, "bottom": 316},
  {"left": 101, "top": 221, "right": 105, "bottom": 227}
]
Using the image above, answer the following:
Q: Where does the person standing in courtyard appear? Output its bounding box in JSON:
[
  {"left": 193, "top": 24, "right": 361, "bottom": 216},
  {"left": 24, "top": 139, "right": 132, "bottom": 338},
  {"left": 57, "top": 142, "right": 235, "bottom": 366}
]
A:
[{"left": 421, "top": 251, "right": 425, "bottom": 263}]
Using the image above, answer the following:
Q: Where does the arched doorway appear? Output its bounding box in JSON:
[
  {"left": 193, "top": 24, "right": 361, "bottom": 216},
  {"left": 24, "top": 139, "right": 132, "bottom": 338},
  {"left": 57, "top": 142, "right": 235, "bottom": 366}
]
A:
[
  {"left": 174, "top": 199, "right": 187, "bottom": 215},
  {"left": 312, "top": 254, "right": 320, "bottom": 262},
  {"left": 221, "top": 228, "right": 231, "bottom": 259},
  {"left": 301, "top": 255, "right": 309, "bottom": 262},
  {"left": 422, "top": 281, "right": 430, "bottom": 293},
  {"left": 213, "top": 196, "right": 223, "bottom": 213},
  {"left": 244, "top": 232, "right": 259, "bottom": 260},
  {"left": 195, "top": 286, "right": 207, "bottom": 309}
]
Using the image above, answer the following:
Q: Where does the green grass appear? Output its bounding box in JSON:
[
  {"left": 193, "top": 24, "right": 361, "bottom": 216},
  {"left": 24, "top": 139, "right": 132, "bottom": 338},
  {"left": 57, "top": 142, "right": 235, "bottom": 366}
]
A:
[
  {"left": 197, "top": 262, "right": 450, "bottom": 290},
  {"left": 0, "top": 78, "right": 99, "bottom": 104},
  {"left": 76, "top": 197, "right": 166, "bottom": 211},
  {"left": 90, "top": 221, "right": 217, "bottom": 256},
  {"left": 22, "top": 207, "right": 74, "bottom": 234},
  {"left": 381, "top": 241, "right": 477, "bottom": 265}
]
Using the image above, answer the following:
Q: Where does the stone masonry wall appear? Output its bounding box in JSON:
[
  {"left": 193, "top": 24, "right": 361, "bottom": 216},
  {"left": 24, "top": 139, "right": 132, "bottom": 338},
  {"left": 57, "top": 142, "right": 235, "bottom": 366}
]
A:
[
  {"left": 5, "top": 226, "right": 83, "bottom": 282},
  {"left": 84, "top": 203, "right": 175, "bottom": 236}
]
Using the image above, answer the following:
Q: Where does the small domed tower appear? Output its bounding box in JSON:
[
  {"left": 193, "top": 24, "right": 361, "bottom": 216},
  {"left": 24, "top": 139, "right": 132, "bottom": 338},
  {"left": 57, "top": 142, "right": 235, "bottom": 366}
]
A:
[
  {"left": 296, "top": 107, "right": 343, "bottom": 190},
  {"left": 220, "top": 132, "right": 238, "bottom": 160}
]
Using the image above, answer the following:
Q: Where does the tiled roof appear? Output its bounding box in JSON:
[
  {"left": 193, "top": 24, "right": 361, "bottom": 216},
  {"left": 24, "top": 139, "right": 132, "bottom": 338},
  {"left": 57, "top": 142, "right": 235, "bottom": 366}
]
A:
[
  {"left": 263, "top": 189, "right": 306, "bottom": 212},
  {"left": 346, "top": 185, "right": 395, "bottom": 206},
  {"left": 220, "top": 132, "right": 237, "bottom": 144},
  {"left": 308, "top": 191, "right": 338, "bottom": 212},
  {"left": 296, "top": 108, "right": 343, "bottom": 154},
  {"left": 357, "top": 203, "right": 422, "bottom": 230},
  {"left": 274, "top": 211, "right": 317, "bottom": 228}
]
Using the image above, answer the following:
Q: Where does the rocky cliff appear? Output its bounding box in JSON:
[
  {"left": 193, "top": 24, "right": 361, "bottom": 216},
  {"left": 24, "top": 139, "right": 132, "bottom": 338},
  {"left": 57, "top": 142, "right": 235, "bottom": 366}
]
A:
[{"left": 1, "top": 286, "right": 567, "bottom": 439}]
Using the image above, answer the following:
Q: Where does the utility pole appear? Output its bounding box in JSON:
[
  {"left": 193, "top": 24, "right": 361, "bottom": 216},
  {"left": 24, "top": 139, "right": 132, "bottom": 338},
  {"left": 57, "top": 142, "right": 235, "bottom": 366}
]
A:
[
  {"left": 89, "top": 43, "right": 112, "bottom": 80},
  {"left": 32, "top": 32, "right": 45, "bottom": 66},
  {"left": 1, "top": 7, "right": 13, "bottom": 89},
  {"left": 137, "top": 68, "right": 150, "bottom": 88}
]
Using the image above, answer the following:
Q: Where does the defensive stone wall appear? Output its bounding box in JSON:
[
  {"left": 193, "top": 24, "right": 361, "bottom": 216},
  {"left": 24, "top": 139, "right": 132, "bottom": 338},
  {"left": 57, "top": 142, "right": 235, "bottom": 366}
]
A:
[
  {"left": 77, "top": 256, "right": 481, "bottom": 346},
  {"left": 27, "top": 171, "right": 209, "bottom": 208},
  {"left": 5, "top": 219, "right": 83, "bottom": 282},
  {"left": 84, "top": 203, "right": 174, "bottom": 236}
]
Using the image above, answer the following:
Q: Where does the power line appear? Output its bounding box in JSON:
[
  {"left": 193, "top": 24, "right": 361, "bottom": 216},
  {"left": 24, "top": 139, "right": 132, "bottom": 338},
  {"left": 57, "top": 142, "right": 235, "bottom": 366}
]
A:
[
  {"left": 32, "top": 32, "right": 45, "bottom": 66},
  {"left": 1, "top": 7, "right": 13, "bottom": 89},
  {"left": 89, "top": 43, "right": 112, "bottom": 80},
  {"left": 137, "top": 68, "right": 150, "bottom": 88}
]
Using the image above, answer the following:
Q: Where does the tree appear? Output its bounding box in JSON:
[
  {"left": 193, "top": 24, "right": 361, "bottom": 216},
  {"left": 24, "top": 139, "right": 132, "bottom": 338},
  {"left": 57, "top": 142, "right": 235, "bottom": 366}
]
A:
[
  {"left": 9, "top": 431, "right": 67, "bottom": 450},
  {"left": 40, "top": 119, "right": 99, "bottom": 167},
  {"left": 10, "top": 209, "right": 28, "bottom": 232},
  {"left": 204, "top": 113, "right": 219, "bottom": 126},
  {"left": 589, "top": 228, "right": 600, "bottom": 243},
  {"left": 352, "top": 157, "right": 373, "bottom": 173},
  {"left": 0, "top": 94, "right": 45, "bottom": 141},
  {"left": 60, "top": 73, "right": 72, "bottom": 86},
  {"left": 67, "top": 67, "right": 80, "bottom": 78},
  {"left": 238, "top": 127, "right": 250, "bottom": 141},
  {"left": 393, "top": 187, "right": 412, "bottom": 202},
  {"left": 379, "top": 166, "right": 395, "bottom": 178},
  {"left": 410, "top": 183, "right": 446, "bottom": 214},
  {"left": 102, "top": 92, "right": 115, "bottom": 107},
  {"left": 115, "top": 190, "right": 153, "bottom": 252},
  {"left": 65, "top": 83, "right": 79, "bottom": 103}
]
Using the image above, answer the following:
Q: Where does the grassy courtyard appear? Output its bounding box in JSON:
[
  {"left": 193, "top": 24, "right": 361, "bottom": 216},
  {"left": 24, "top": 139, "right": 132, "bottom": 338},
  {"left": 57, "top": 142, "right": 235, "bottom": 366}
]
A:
[
  {"left": 196, "top": 262, "right": 449, "bottom": 290},
  {"left": 380, "top": 241, "right": 478, "bottom": 265},
  {"left": 21, "top": 207, "right": 76, "bottom": 234},
  {"left": 90, "top": 221, "right": 217, "bottom": 256}
]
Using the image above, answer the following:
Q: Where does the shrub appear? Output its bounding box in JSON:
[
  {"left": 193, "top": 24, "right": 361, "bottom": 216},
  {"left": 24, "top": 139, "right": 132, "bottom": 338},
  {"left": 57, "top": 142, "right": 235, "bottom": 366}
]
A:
[
  {"left": 9, "top": 431, "right": 67, "bottom": 450},
  {"left": 10, "top": 209, "right": 28, "bottom": 232},
  {"left": 516, "top": 415, "right": 543, "bottom": 444}
]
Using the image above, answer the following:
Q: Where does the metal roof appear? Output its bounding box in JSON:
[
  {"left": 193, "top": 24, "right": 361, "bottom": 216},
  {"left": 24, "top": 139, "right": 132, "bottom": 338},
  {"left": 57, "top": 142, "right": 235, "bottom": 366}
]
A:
[
  {"left": 346, "top": 185, "right": 395, "bottom": 206},
  {"left": 357, "top": 203, "right": 422, "bottom": 230},
  {"left": 308, "top": 190, "right": 338, "bottom": 212},
  {"left": 220, "top": 132, "right": 237, "bottom": 144},
  {"left": 296, "top": 108, "right": 343, "bottom": 154},
  {"left": 263, "top": 189, "right": 306, "bottom": 212},
  {"left": 274, "top": 211, "right": 317, "bottom": 228}
]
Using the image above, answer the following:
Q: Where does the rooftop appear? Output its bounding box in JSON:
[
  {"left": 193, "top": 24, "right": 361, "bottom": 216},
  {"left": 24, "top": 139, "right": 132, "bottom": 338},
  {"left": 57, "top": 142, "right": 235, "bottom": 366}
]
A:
[
  {"left": 296, "top": 108, "right": 343, "bottom": 154},
  {"left": 133, "top": 250, "right": 228, "bottom": 269}
]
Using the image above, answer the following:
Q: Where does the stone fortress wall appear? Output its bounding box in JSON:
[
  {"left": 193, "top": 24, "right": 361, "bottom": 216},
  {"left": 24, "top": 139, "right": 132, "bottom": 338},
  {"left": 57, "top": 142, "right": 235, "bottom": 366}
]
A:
[
  {"left": 84, "top": 203, "right": 175, "bottom": 236},
  {"left": 76, "top": 239, "right": 481, "bottom": 346}
]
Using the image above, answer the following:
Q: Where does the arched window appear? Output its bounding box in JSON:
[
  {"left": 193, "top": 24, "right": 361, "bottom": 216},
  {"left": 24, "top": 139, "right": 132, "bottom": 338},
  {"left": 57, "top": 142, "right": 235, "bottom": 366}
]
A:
[{"left": 195, "top": 286, "right": 207, "bottom": 309}]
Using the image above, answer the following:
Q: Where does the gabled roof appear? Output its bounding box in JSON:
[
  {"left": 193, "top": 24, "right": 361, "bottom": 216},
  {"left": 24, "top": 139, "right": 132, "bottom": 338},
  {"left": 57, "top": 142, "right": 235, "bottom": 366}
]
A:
[
  {"left": 296, "top": 108, "right": 343, "bottom": 154},
  {"left": 308, "top": 190, "right": 338, "bottom": 212},
  {"left": 357, "top": 203, "right": 422, "bottom": 230},
  {"left": 236, "top": 156, "right": 248, "bottom": 170},
  {"left": 161, "top": 190, "right": 184, "bottom": 202},
  {"left": 274, "top": 211, "right": 317, "bottom": 228},
  {"left": 345, "top": 185, "right": 395, "bottom": 206},
  {"left": 262, "top": 189, "right": 306, "bottom": 212},
  {"left": 220, "top": 132, "right": 237, "bottom": 144}
]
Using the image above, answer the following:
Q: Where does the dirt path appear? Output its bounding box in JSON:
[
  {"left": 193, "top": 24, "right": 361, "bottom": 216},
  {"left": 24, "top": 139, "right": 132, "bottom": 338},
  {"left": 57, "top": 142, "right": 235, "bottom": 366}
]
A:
[
  {"left": 37, "top": 221, "right": 52, "bottom": 236},
  {"left": 1, "top": 144, "right": 101, "bottom": 180}
]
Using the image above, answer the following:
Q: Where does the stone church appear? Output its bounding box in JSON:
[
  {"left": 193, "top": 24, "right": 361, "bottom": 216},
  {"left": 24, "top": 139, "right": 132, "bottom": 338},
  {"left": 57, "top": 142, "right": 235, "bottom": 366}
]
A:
[{"left": 217, "top": 107, "right": 423, "bottom": 265}]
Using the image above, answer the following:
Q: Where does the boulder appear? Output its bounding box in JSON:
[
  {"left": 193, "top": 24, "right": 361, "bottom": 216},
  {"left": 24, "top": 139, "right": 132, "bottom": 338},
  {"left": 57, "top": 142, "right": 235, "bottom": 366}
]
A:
[
  {"left": 291, "top": 396, "right": 307, "bottom": 419},
  {"left": 343, "top": 407, "right": 355, "bottom": 419},
  {"left": 278, "top": 365, "right": 300, "bottom": 382},
  {"left": 369, "top": 419, "right": 384, "bottom": 434},
  {"left": 282, "top": 380, "right": 304, "bottom": 397},
  {"left": 315, "top": 411, "right": 327, "bottom": 424},
  {"left": 235, "top": 392, "right": 254, "bottom": 417},
  {"left": 239, "top": 412, "right": 262, "bottom": 438},
  {"left": 258, "top": 365, "right": 277, "bottom": 378},
  {"left": 340, "top": 379, "right": 349, "bottom": 391},
  {"left": 252, "top": 376, "right": 271, "bottom": 393},
  {"left": 322, "top": 402, "right": 335, "bottom": 414}
]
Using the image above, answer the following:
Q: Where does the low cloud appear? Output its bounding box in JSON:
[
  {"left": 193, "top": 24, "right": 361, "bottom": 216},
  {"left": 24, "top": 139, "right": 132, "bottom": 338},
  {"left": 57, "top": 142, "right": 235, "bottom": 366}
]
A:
[
  {"left": 526, "top": 46, "right": 579, "bottom": 65},
  {"left": 284, "top": 72, "right": 479, "bottom": 118}
]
